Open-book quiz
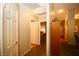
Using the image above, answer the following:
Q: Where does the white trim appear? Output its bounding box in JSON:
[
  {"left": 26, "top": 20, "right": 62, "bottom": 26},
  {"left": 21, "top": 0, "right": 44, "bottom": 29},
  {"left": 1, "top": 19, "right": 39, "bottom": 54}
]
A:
[
  {"left": 20, "top": 48, "right": 31, "bottom": 56},
  {"left": 46, "top": 4, "right": 51, "bottom": 56},
  {"left": 1, "top": 3, "right": 3, "bottom": 56},
  {"left": 31, "top": 43, "right": 40, "bottom": 45},
  {"left": 17, "top": 4, "right": 19, "bottom": 56},
  {"left": 38, "top": 20, "right": 41, "bottom": 45}
]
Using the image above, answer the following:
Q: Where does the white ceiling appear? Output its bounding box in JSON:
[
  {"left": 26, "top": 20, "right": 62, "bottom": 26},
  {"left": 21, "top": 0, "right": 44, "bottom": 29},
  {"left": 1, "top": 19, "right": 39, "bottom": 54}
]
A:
[
  {"left": 22, "top": 3, "right": 47, "bottom": 14},
  {"left": 22, "top": 3, "right": 40, "bottom": 9}
]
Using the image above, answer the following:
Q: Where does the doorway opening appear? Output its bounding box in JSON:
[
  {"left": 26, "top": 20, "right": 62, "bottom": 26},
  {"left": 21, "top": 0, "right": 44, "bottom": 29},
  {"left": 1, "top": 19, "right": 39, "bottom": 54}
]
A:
[
  {"left": 40, "top": 21, "right": 46, "bottom": 55},
  {"left": 26, "top": 18, "right": 47, "bottom": 56}
]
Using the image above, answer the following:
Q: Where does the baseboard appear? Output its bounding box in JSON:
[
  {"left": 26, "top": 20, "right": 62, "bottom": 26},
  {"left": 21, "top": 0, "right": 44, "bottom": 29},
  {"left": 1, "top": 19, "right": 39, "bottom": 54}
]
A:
[
  {"left": 21, "top": 48, "right": 31, "bottom": 56},
  {"left": 31, "top": 42, "right": 40, "bottom": 45}
]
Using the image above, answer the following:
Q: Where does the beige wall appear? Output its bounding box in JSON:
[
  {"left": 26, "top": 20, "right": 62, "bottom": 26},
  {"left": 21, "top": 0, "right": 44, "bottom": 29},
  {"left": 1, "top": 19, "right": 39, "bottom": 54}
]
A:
[{"left": 18, "top": 4, "right": 34, "bottom": 55}]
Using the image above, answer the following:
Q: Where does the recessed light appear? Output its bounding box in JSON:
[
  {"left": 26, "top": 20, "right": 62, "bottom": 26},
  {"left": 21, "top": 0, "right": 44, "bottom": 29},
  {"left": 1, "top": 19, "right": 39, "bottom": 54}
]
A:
[{"left": 58, "top": 9, "right": 64, "bottom": 14}]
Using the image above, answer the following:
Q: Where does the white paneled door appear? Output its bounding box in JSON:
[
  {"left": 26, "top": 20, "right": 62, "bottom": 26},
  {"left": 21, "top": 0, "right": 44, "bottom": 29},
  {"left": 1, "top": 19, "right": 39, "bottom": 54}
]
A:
[{"left": 3, "top": 4, "right": 19, "bottom": 56}]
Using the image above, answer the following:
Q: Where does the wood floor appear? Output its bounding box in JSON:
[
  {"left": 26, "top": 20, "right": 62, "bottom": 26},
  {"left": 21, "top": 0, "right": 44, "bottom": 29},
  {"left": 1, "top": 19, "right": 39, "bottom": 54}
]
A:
[{"left": 25, "top": 37, "right": 46, "bottom": 56}]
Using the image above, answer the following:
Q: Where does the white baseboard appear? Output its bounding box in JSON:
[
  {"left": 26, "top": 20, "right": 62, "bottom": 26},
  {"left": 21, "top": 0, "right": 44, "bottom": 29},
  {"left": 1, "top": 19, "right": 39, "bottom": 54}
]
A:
[
  {"left": 31, "top": 42, "right": 40, "bottom": 45},
  {"left": 21, "top": 48, "right": 31, "bottom": 56}
]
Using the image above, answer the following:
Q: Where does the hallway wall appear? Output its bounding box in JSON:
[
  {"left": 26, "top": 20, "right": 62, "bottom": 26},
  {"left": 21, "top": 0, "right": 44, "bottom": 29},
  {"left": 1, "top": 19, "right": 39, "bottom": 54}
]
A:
[
  {"left": 18, "top": 4, "right": 34, "bottom": 55},
  {"left": 31, "top": 21, "right": 40, "bottom": 45}
]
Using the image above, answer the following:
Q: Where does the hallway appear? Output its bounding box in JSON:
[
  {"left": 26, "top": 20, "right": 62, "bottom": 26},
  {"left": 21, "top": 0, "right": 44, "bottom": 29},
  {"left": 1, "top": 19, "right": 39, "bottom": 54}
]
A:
[{"left": 0, "top": 3, "right": 47, "bottom": 56}]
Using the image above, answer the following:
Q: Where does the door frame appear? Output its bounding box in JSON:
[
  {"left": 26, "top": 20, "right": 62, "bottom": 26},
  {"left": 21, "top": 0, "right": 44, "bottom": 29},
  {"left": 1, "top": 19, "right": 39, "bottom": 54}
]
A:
[
  {"left": 46, "top": 4, "right": 51, "bottom": 56},
  {"left": 0, "top": 3, "right": 3, "bottom": 56}
]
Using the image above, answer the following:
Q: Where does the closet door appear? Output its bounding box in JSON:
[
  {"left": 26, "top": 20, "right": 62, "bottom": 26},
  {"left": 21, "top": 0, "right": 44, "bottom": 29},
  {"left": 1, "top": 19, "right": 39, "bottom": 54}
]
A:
[{"left": 3, "top": 4, "right": 18, "bottom": 56}]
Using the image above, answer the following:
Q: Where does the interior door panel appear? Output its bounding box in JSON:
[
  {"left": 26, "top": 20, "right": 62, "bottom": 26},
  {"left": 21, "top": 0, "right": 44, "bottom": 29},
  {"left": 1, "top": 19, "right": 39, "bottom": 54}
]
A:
[{"left": 3, "top": 4, "right": 18, "bottom": 56}]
